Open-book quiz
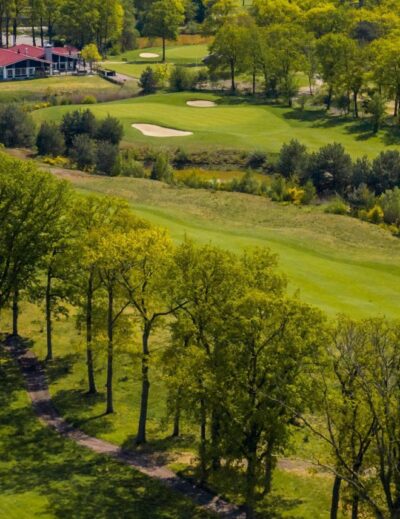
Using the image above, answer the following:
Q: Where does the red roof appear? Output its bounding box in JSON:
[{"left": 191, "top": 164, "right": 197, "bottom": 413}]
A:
[
  {"left": 9, "top": 44, "right": 45, "bottom": 59},
  {"left": 0, "top": 44, "right": 79, "bottom": 67},
  {"left": 0, "top": 48, "right": 48, "bottom": 66},
  {"left": 53, "top": 46, "right": 79, "bottom": 57}
]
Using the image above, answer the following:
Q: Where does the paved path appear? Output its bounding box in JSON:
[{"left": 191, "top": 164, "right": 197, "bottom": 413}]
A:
[{"left": 6, "top": 339, "right": 245, "bottom": 518}]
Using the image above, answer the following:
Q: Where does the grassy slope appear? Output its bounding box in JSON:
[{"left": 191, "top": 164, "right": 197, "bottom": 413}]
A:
[
  {"left": 33, "top": 92, "right": 400, "bottom": 157},
  {"left": 55, "top": 171, "right": 400, "bottom": 318},
  {"left": 0, "top": 76, "right": 130, "bottom": 103},
  {"left": 0, "top": 346, "right": 211, "bottom": 519}
]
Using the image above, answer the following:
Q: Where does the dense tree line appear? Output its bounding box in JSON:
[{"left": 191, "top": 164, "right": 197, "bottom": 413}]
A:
[{"left": 2, "top": 153, "right": 400, "bottom": 518}]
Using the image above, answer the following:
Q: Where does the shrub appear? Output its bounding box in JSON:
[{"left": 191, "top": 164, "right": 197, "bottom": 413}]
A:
[
  {"left": 139, "top": 67, "right": 158, "bottom": 94},
  {"left": 0, "top": 104, "right": 35, "bottom": 147},
  {"left": 352, "top": 156, "right": 372, "bottom": 187},
  {"left": 380, "top": 188, "right": 400, "bottom": 225},
  {"left": 306, "top": 143, "right": 352, "bottom": 194},
  {"left": 96, "top": 141, "right": 119, "bottom": 175},
  {"left": 36, "top": 121, "right": 65, "bottom": 157},
  {"left": 300, "top": 180, "right": 316, "bottom": 205},
  {"left": 169, "top": 66, "right": 196, "bottom": 91},
  {"left": 370, "top": 150, "right": 400, "bottom": 195},
  {"left": 278, "top": 139, "right": 308, "bottom": 178},
  {"left": 70, "top": 134, "right": 97, "bottom": 170},
  {"left": 347, "top": 183, "right": 376, "bottom": 210},
  {"left": 151, "top": 152, "right": 174, "bottom": 183},
  {"left": 81, "top": 95, "right": 97, "bottom": 104},
  {"left": 324, "top": 197, "right": 350, "bottom": 215},
  {"left": 96, "top": 115, "right": 124, "bottom": 145},
  {"left": 246, "top": 151, "right": 267, "bottom": 170},
  {"left": 230, "top": 171, "right": 261, "bottom": 195},
  {"left": 269, "top": 176, "right": 290, "bottom": 202},
  {"left": 61, "top": 109, "right": 97, "bottom": 147},
  {"left": 366, "top": 204, "right": 384, "bottom": 224}
]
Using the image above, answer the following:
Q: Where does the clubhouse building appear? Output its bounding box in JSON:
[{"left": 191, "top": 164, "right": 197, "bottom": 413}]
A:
[{"left": 0, "top": 44, "right": 80, "bottom": 81}]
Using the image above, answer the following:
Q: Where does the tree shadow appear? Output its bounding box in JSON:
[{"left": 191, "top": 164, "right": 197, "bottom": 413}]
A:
[{"left": 0, "top": 349, "right": 211, "bottom": 519}]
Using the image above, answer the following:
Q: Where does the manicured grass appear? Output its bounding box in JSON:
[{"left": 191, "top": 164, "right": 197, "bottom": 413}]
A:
[
  {"left": 54, "top": 171, "right": 400, "bottom": 318},
  {"left": 0, "top": 75, "right": 132, "bottom": 103},
  {"left": 33, "top": 92, "right": 400, "bottom": 157},
  {"left": 103, "top": 44, "right": 208, "bottom": 79},
  {"left": 0, "top": 346, "right": 211, "bottom": 519}
]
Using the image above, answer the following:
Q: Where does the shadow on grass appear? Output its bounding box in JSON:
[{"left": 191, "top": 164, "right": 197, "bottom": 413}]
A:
[{"left": 0, "top": 348, "right": 211, "bottom": 519}]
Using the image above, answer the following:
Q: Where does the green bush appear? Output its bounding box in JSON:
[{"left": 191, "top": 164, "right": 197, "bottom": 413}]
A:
[
  {"left": 36, "top": 121, "right": 65, "bottom": 157},
  {"left": 70, "top": 134, "right": 97, "bottom": 170},
  {"left": 61, "top": 109, "right": 97, "bottom": 147},
  {"left": 151, "top": 152, "right": 174, "bottom": 183},
  {"left": 139, "top": 67, "right": 158, "bottom": 94},
  {"left": 96, "top": 115, "right": 124, "bottom": 145},
  {"left": 169, "top": 66, "right": 196, "bottom": 91},
  {"left": 81, "top": 95, "right": 97, "bottom": 104},
  {"left": 116, "top": 152, "right": 146, "bottom": 177},
  {"left": 324, "top": 197, "right": 350, "bottom": 215},
  {"left": 0, "top": 104, "right": 35, "bottom": 147},
  {"left": 380, "top": 187, "right": 400, "bottom": 225},
  {"left": 96, "top": 141, "right": 119, "bottom": 175}
]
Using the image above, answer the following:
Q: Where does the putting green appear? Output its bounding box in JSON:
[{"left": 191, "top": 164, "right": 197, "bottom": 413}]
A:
[
  {"left": 54, "top": 171, "right": 400, "bottom": 319},
  {"left": 33, "top": 92, "right": 400, "bottom": 157}
]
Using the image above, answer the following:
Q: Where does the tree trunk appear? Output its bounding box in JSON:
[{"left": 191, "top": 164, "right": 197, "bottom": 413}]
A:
[
  {"left": 136, "top": 323, "right": 151, "bottom": 444},
  {"left": 354, "top": 90, "right": 359, "bottom": 118},
  {"left": 252, "top": 67, "right": 256, "bottom": 96},
  {"left": 264, "top": 439, "right": 275, "bottom": 495},
  {"left": 327, "top": 85, "right": 333, "bottom": 111},
  {"left": 351, "top": 492, "right": 359, "bottom": 519},
  {"left": 12, "top": 17, "right": 17, "bottom": 45},
  {"left": 230, "top": 60, "right": 235, "bottom": 92},
  {"left": 45, "top": 269, "right": 53, "bottom": 361},
  {"left": 5, "top": 16, "right": 9, "bottom": 47},
  {"left": 106, "top": 288, "right": 114, "bottom": 414},
  {"left": 211, "top": 409, "right": 221, "bottom": 471},
  {"left": 31, "top": 18, "right": 36, "bottom": 46},
  {"left": 12, "top": 287, "right": 19, "bottom": 336},
  {"left": 172, "top": 390, "right": 181, "bottom": 437},
  {"left": 40, "top": 17, "right": 44, "bottom": 47},
  {"left": 86, "top": 273, "right": 97, "bottom": 394},
  {"left": 199, "top": 397, "right": 207, "bottom": 484},
  {"left": 245, "top": 452, "right": 257, "bottom": 519},
  {"left": 162, "top": 36, "right": 166, "bottom": 62},
  {"left": 330, "top": 475, "right": 342, "bottom": 519}
]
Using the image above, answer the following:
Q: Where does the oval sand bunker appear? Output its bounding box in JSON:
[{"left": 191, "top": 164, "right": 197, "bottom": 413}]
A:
[
  {"left": 187, "top": 100, "right": 216, "bottom": 107},
  {"left": 132, "top": 123, "right": 193, "bottom": 137},
  {"left": 139, "top": 52, "right": 159, "bottom": 58}
]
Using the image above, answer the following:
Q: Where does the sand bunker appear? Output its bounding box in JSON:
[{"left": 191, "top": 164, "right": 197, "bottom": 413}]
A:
[
  {"left": 186, "top": 100, "right": 216, "bottom": 108},
  {"left": 132, "top": 124, "right": 193, "bottom": 137},
  {"left": 139, "top": 52, "right": 159, "bottom": 58}
]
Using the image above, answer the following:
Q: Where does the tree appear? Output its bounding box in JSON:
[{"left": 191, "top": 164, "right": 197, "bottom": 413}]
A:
[
  {"left": 316, "top": 34, "right": 354, "bottom": 111},
  {"left": 71, "top": 196, "right": 133, "bottom": 394},
  {"left": 0, "top": 154, "right": 71, "bottom": 313},
  {"left": 36, "top": 121, "right": 65, "bottom": 157},
  {"left": 306, "top": 143, "right": 353, "bottom": 194},
  {"left": 0, "top": 104, "right": 35, "bottom": 148},
  {"left": 221, "top": 293, "right": 325, "bottom": 518},
  {"left": 61, "top": 109, "right": 97, "bottom": 147},
  {"left": 370, "top": 150, "right": 400, "bottom": 194},
  {"left": 143, "top": 0, "right": 185, "bottom": 62},
  {"left": 96, "top": 115, "right": 124, "bottom": 145},
  {"left": 364, "top": 92, "right": 386, "bottom": 134},
  {"left": 70, "top": 134, "right": 97, "bottom": 170},
  {"left": 95, "top": 141, "right": 119, "bottom": 175},
  {"left": 139, "top": 66, "right": 158, "bottom": 94},
  {"left": 278, "top": 139, "right": 308, "bottom": 178},
  {"left": 81, "top": 43, "right": 102, "bottom": 73},
  {"left": 120, "top": 227, "right": 184, "bottom": 444},
  {"left": 209, "top": 18, "right": 248, "bottom": 92}
]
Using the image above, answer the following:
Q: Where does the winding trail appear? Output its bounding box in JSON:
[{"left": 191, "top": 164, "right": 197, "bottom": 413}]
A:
[{"left": 6, "top": 339, "right": 245, "bottom": 519}]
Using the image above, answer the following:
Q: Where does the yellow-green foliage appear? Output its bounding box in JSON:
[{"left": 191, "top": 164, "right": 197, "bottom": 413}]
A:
[
  {"left": 367, "top": 204, "right": 384, "bottom": 224},
  {"left": 42, "top": 156, "right": 70, "bottom": 167}
]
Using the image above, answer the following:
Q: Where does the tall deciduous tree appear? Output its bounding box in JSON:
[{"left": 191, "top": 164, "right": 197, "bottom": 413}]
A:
[{"left": 143, "top": 0, "right": 185, "bottom": 62}]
